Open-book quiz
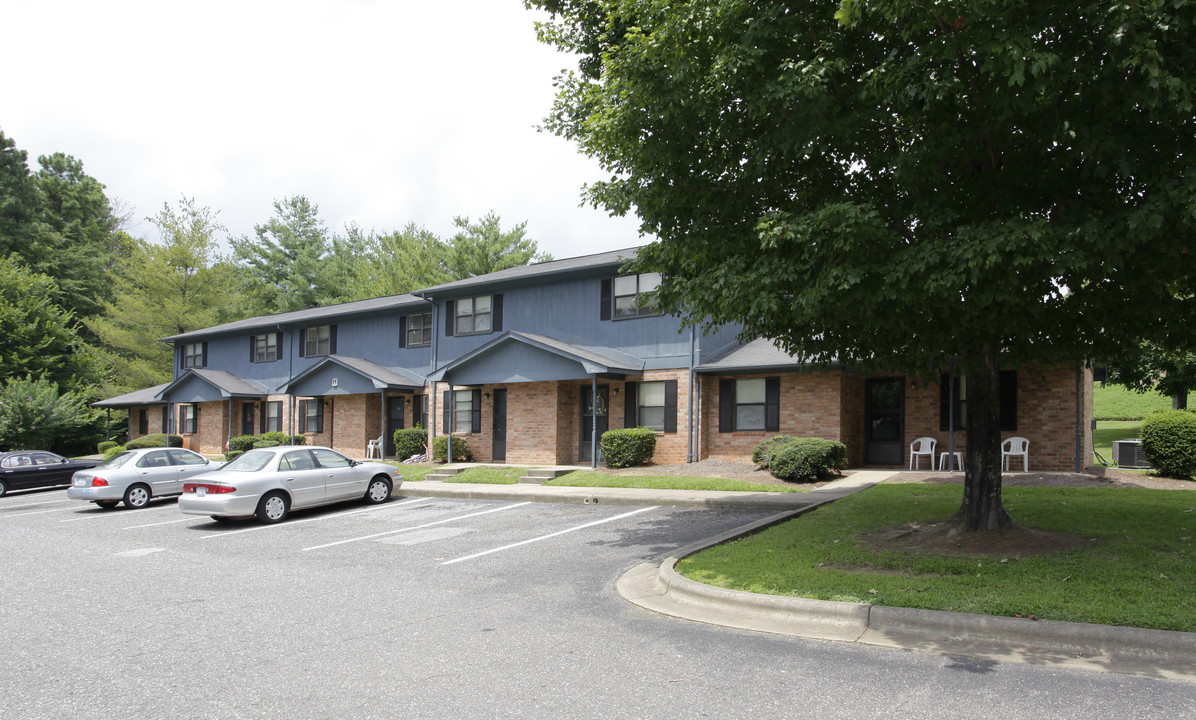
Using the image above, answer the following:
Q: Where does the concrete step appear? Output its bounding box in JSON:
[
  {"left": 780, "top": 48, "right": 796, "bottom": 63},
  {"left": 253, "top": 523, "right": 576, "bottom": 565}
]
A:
[
  {"left": 425, "top": 467, "right": 465, "bottom": 482},
  {"left": 518, "top": 468, "right": 578, "bottom": 484}
]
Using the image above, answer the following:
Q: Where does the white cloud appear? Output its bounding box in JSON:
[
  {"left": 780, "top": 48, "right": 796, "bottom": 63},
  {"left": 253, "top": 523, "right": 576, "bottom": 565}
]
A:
[{"left": 2, "top": 0, "right": 644, "bottom": 257}]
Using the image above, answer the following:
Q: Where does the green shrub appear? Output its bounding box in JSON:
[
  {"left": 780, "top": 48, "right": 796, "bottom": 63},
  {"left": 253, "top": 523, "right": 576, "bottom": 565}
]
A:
[
  {"left": 769, "top": 438, "right": 848, "bottom": 483},
  {"left": 601, "top": 427, "right": 658, "bottom": 469},
  {"left": 432, "top": 436, "right": 471, "bottom": 462},
  {"left": 126, "top": 433, "right": 183, "bottom": 449},
  {"left": 224, "top": 450, "right": 244, "bottom": 461},
  {"left": 393, "top": 426, "right": 428, "bottom": 460},
  {"left": 228, "top": 434, "right": 258, "bottom": 453},
  {"left": 102, "top": 445, "right": 126, "bottom": 458},
  {"left": 752, "top": 435, "right": 799, "bottom": 468},
  {"left": 1140, "top": 410, "right": 1196, "bottom": 480},
  {"left": 97, "top": 440, "right": 119, "bottom": 454},
  {"left": 260, "top": 431, "right": 304, "bottom": 445},
  {"left": 253, "top": 440, "right": 280, "bottom": 449}
]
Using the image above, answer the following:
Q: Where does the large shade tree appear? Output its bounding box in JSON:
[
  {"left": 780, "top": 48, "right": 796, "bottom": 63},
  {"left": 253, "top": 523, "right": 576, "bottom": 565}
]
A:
[{"left": 529, "top": 0, "right": 1196, "bottom": 530}]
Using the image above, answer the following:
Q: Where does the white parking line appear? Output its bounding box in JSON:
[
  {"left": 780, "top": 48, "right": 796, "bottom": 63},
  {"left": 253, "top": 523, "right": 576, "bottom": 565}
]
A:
[
  {"left": 0, "top": 498, "right": 72, "bottom": 510},
  {"left": 441, "top": 506, "right": 658, "bottom": 565},
  {"left": 1, "top": 506, "right": 83, "bottom": 519},
  {"left": 301, "top": 502, "right": 531, "bottom": 552},
  {"left": 124, "top": 517, "right": 200, "bottom": 530},
  {"left": 200, "top": 497, "right": 435, "bottom": 540}
]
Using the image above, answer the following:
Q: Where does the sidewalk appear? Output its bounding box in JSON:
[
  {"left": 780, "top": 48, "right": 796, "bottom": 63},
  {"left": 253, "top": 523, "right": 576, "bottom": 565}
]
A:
[{"left": 400, "top": 469, "right": 1196, "bottom": 683}]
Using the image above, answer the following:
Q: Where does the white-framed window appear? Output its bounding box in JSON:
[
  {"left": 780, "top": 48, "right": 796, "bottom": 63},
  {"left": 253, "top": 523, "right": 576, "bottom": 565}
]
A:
[
  {"left": 455, "top": 295, "right": 492, "bottom": 335},
  {"left": 638, "top": 381, "right": 667, "bottom": 431},
  {"left": 613, "top": 272, "right": 661, "bottom": 318},
  {"left": 263, "top": 401, "right": 282, "bottom": 433},
  {"left": 454, "top": 393, "right": 473, "bottom": 433},
  {"left": 253, "top": 333, "right": 279, "bottom": 362},
  {"left": 300, "top": 398, "right": 324, "bottom": 434},
  {"left": 182, "top": 343, "right": 205, "bottom": 369},
  {"left": 302, "top": 325, "right": 332, "bottom": 357},
  {"left": 180, "top": 404, "right": 198, "bottom": 434},
  {"left": 406, "top": 312, "right": 432, "bottom": 347},
  {"left": 734, "top": 378, "right": 767, "bottom": 431}
]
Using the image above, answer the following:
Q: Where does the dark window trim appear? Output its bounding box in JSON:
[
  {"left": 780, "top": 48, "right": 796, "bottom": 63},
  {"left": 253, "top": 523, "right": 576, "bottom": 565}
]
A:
[
  {"left": 180, "top": 403, "right": 199, "bottom": 434},
  {"left": 182, "top": 342, "right": 207, "bottom": 369},
  {"left": 718, "top": 377, "right": 780, "bottom": 433},
  {"left": 629, "top": 379, "right": 678, "bottom": 433},
  {"left": 612, "top": 273, "right": 662, "bottom": 320},
  {"left": 251, "top": 332, "right": 282, "bottom": 363},
  {"left": 299, "top": 325, "right": 336, "bottom": 357},
  {"left": 299, "top": 398, "right": 325, "bottom": 434},
  {"left": 261, "top": 400, "right": 283, "bottom": 433},
  {"left": 451, "top": 294, "right": 502, "bottom": 337},
  {"left": 401, "top": 312, "right": 432, "bottom": 348}
]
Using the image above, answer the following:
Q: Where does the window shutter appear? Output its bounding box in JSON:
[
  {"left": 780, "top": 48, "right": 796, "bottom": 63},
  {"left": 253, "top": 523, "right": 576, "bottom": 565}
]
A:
[
  {"left": 260, "top": 401, "right": 267, "bottom": 433},
  {"left": 765, "top": 377, "right": 780, "bottom": 431},
  {"left": 329, "top": 325, "right": 337, "bottom": 355},
  {"left": 1000, "top": 370, "right": 1018, "bottom": 431},
  {"left": 298, "top": 400, "right": 307, "bottom": 433},
  {"left": 600, "top": 279, "right": 612, "bottom": 321},
  {"left": 250, "top": 336, "right": 257, "bottom": 362},
  {"left": 443, "top": 390, "right": 451, "bottom": 433},
  {"left": 493, "top": 294, "right": 503, "bottom": 332},
  {"left": 445, "top": 301, "right": 455, "bottom": 336},
  {"left": 399, "top": 316, "right": 408, "bottom": 348},
  {"left": 299, "top": 329, "right": 308, "bottom": 357},
  {"left": 201, "top": 342, "right": 208, "bottom": 368},
  {"left": 624, "top": 382, "right": 638, "bottom": 428},
  {"left": 161, "top": 406, "right": 168, "bottom": 434},
  {"left": 194, "top": 404, "right": 200, "bottom": 434},
  {"left": 276, "top": 332, "right": 284, "bottom": 358},
  {"left": 719, "top": 379, "right": 733, "bottom": 433},
  {"left": 939, "top": 373, "right": 951, "bottom": 431},
  {"left": 664, "top": 380, "right": 678, "bottom": 433},
  {"left": 471, "top": 389, "right": 482, "bottom": 433}
]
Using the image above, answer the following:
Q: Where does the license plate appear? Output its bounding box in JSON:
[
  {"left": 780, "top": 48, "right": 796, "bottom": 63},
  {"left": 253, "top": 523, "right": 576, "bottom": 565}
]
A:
[{"left": 195, "top": 487, "right": 207, "bottom": 497}]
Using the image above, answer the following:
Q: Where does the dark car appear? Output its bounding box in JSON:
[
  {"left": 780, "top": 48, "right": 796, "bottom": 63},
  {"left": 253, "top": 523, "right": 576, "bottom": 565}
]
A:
[{"left": 0, "top": 451, "right": 101, "bottom": 497}]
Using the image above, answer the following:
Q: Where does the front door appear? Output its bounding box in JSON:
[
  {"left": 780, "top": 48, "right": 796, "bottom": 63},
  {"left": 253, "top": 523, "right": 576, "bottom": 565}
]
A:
[
  {"left": 492, "top": 389, "right": 507, "bottom": 461},
  {"left": 242, "top": 403, "right": 255, "bottom": 436},
  {"left": 865, "top": 377, "right": 905, "bottom": 465},
  {"left": 580, "top": 384, "right": 609, "bottom": 464},
  {"left": 386, "top": 396, "right": 405, "bottom": 457}
]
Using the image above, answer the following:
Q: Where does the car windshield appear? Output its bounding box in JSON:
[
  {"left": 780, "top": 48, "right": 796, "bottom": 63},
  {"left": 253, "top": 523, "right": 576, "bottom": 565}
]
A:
[
  {"left": 222, "top": 450, "right": 275, "bottom": 472},
  {"left": 95, "top": 451, "right": 136, "bottom": 469}
]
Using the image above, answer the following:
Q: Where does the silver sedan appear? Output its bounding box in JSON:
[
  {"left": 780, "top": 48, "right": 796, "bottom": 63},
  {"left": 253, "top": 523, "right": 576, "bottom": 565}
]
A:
[
  {"left": 68, "top": 448, "right": 225, "bottom": 509},
  {"left": 177, "top": 446, "right": 401, "bottom": 523}
]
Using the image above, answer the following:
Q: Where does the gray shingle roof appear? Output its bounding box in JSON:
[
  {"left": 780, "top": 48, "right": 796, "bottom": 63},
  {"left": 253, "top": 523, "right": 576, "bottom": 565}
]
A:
[
  {"left": 696, "top": 338, "right": 812, "bottom": 373},
  {"left": 159, "top": 370, "right": 270, "bottom": 398},
  {"left": 91, "top": 383, "right": 172, "bottom": 408},
  {"left": 280, "top": 355, "right": 426, "bottom": 391},
  {"left": 415, "top": 246, "right": 643, "bottom": 297},
  {"left": 162, "top": 294, "right": 431, "bottom": 343}
]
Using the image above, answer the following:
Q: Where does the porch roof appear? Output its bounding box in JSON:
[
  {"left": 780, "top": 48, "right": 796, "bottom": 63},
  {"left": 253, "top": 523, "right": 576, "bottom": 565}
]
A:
[
  {"left": 156, "top": 370, "right": 270, "bottom": 403},
  {"left": 695, "top": 338, "right": 814, "bottom": 375},
  {"left": 429, "top": 331, "right": 644, "bottom": 385},
  {"left": 280, "top": 355, "right": 426, "bottom": 396},
  {"left": 91, "top": 383, "right": 172, "bottom": 408}
]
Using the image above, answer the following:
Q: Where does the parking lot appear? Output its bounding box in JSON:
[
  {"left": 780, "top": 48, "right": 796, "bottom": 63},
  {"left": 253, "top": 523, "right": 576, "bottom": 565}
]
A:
[{"left": 3, "top": 486, "right": 1192, "bottom": 720}]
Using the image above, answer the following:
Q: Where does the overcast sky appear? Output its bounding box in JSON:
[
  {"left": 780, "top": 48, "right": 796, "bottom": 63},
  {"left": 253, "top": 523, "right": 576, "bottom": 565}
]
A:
[{"left": 3, "top": 0, "right": 645, "bottom": 259}]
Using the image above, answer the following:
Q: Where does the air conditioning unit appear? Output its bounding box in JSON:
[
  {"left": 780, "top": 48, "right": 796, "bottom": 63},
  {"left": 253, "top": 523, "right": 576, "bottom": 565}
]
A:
[{"left": 1112, "top": 439, "right": 1150, "bottom": 469}]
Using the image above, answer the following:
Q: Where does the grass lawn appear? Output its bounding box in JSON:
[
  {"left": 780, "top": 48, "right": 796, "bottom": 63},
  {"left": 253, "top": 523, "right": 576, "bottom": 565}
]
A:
[
  {"left": 545, "top": 471, "right": 810, "bottom": 493},
  {"left": 1092, "top": 421, "right": 1141, "bottom": 467},
  {"left": 444, "top": 466, "right": 529, "bottom": 484},
  {"left": 677, "top": 483, "right": 1196, "bottom": 632},
  {"left": 1093, "top": 383, "right": 1192, "bottom": 420},
  {"left": 388, "top": 463, "right": 435, "bottom": 482}
]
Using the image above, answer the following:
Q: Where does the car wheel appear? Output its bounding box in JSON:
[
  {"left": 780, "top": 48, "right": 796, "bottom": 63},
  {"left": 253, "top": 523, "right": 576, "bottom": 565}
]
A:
[
  {"left": 123, "top": 484, "right": 151, "bottom": 509},
  {"left": 364, "top": 476, "right": 392, "bottom": 504},
  {"left": 255, "top": 492, "right": 289, "bottom": 524},
  {"left": 95, "top": 500, "right": 119, "bottom": 509},
  {"left": 0, "top": 480, "right": 7, "bottom": 497}
]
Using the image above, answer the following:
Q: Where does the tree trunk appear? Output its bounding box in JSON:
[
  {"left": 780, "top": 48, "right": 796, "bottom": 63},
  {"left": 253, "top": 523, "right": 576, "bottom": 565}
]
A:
[
  {"left": 950, "top": 346, "right": 1013, "bottom": 532},
  {"left": 1174, "top": 394, "right": 1188, "bottom": 411}
]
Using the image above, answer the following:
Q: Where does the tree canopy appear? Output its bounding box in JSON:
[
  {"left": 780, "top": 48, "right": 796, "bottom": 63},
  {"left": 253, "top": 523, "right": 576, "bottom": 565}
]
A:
[{"left": 530, "top": 0, "right": 1196, "bottom": 529}]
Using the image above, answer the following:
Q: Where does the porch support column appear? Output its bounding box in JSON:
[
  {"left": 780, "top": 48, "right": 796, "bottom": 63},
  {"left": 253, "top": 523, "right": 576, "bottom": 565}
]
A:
[
  {"left": 227, "top": 399, "right": 233, "bottom": 452},
  {"left": 591, "top": 375, "right": 598, "bottom": 470},
  {"left": 380, "top": 390, "right": 387, "bottom": 459},
  {"left": 105, "top": 409, "right": 111, "bottom": 441}
]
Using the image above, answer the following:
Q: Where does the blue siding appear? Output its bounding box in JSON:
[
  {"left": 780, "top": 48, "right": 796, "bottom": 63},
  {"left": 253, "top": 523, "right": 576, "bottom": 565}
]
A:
[{"left": 447, "top": 343, "right": 597, "bottom": 385}]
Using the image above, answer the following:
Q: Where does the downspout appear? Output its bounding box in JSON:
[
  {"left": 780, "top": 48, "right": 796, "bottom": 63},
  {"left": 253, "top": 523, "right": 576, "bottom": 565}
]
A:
[
  {"left": 427, "top": 294, "right": 438, "bottom": 458},
  {"left": 279, "top": 323, "right": 290, "bottom": 437},
  {"left": 226, "top": 399, "right": 233, "bottom": 452},
  {"left": 591, "top": 375, "right": 598, "bottom": 470},
  {"left": 947, "top": 365, "right": 956, "bottom": 471},
  {"left": 380, "top": 389, "right": 387, "bottom": 458},
  {"left": 687, "top": 326, "right": 696, "bottom": 463},
  {"left": 1075, "top": 362, "right": 1084, "bottom": 472},
  {"left": 447, "top": 386, "right": 454, "bottom": 462}
]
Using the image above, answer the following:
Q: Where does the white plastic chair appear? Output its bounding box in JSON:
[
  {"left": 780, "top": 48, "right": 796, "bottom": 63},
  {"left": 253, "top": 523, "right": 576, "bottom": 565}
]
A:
[
  {"left": 1001, "top": 436, "right": 1030, "bottom": 472},
  {"left": 909, "top": 437, "right": 936, "bottom": 470},
  {"left": 366, "top": 435, "right": 384, "bottom": 459}
]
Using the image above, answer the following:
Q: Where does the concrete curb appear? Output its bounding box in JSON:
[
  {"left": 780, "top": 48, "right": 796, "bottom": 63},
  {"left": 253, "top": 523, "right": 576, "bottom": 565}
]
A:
[{"left": 617, "top": 515, "right": 1196, "bottom": 683}]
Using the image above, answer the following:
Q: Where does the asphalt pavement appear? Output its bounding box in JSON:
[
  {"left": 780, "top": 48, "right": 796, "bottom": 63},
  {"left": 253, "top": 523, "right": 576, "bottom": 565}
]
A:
[{"left": 404, "top": 470, "right": 1196, "bottom": 683}]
